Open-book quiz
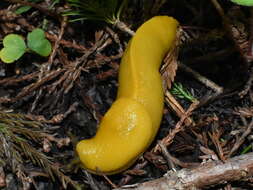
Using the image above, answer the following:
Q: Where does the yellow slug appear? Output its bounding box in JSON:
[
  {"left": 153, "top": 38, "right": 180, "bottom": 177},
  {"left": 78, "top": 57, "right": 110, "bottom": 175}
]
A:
[{"left": 76, "top": 16, "right": 179, "bottom": 175}]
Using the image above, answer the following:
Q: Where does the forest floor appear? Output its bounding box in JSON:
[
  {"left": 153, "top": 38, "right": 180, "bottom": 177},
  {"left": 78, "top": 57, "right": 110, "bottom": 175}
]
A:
[{"left": 1, "top": 0, "right": 253, "bottom": 189}]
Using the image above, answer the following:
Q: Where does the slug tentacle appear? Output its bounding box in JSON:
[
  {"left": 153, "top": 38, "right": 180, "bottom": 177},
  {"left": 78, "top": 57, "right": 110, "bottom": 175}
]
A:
[{"left": 76, "top": 16, "right": 179, "bottom": 175}]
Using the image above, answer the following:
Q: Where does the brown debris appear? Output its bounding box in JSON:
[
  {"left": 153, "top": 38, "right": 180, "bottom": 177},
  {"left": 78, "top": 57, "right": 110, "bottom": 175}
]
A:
[{"left": 115, "top": 152, "right": 253, "bottom": 190}]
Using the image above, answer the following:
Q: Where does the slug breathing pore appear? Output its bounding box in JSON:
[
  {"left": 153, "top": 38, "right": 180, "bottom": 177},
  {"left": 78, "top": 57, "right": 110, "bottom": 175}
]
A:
[{"left": 76, "top": 16, "right": 179, "bottom": 175}]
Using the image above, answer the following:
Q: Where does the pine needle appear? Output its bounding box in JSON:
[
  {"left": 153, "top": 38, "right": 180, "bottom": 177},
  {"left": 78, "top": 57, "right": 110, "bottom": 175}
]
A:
[
  {"left": 64, "top": 0, "right": 128, "bottom": 24},
  {"left": 171, "top": 82, "right": 197, "bottom": 102},
  {"left": 0, "top": 111, "right": 78, "bottom": 188}
]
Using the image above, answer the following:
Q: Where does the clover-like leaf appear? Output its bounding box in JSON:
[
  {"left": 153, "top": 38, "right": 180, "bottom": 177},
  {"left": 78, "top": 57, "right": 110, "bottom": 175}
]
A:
[
  {"left": 0, "top": 34, "right": 26, "bottom": 63},
  {"left": 27, "top": 28, "right": 52, "bottom": 57}
]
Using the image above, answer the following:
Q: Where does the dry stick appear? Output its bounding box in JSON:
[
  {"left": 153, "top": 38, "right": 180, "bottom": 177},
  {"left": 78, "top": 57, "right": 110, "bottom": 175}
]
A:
[
  {"left": 158, "top": 143, "right": 198, "bottom": 169},
  {"left": 158, "top": 142, "right": 177, "bottom": 171},
  {"left": 114, "top": 152, "right": 253, "bottom": 190},
  {"left": 103, "top": 174, "right": 118, "bottom": 189},
  {"left": 0, "top": 72, "right": 39, "bottom": 86},
  {"left": 179, "top": 63, "right": 223, "bottom": 93},
  {"left": 228, "top": 118, "right": 253, "bottom": 157},
  {"left": 114, "top": 20, "right": 135, "bottom": 36},
  {"left": 208, "top": 126, "right": 226, "bottom": 161},
  {"left": 0, "top": 69, "right": 65, "bottom": 103},
  {"left": 46, "top": 33, "right": 87, "bottom": 53},
  {"left": 83, "top": 171, "right": 100, "bottom": 190},
  {"left": 165, "top": 91, "right": 193, "bottom": 126},
  {"left": 26, "top": 102, "right": 78, "bottom": 124},
  {"left": 153, "top": 100, "right": 199, "bottom": 153},
  {"left": 48, "top": 16, "right": 68, "bottom": 68},
  {"left": 239, "top": 66, "right": 253, "bottom": 97},
  {"left": 31, "top": 16, "right": 68, "bottom": 112}
]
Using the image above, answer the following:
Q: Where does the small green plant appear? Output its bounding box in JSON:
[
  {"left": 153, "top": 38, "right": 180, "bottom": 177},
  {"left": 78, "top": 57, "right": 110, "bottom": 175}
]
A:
[
  {"left": 15, "top": 0, "right": 43, "bottom": 14},
  {"left": 65, "top": 0, "right": 128, "bottom": 24},
  {"left": 0, "top": 34, "right": 27, "bottom": 63},
  {"left": 0, "top": 28, "right": 52, "bottom": 63},
  {"left": 231, "top": 0, "right": 253, "bottom": 6},
  {"left": 171, "top": 82, "right": 197, "bottom": 102},
  {"left": 27, "top": 28, "right": 52, "bottom": 56},
  {"left": 241, "top": 144, "right": 252, "bottom": 154},
  {"left": 64, "top": 0, "right": 134, "bottom": 35}
]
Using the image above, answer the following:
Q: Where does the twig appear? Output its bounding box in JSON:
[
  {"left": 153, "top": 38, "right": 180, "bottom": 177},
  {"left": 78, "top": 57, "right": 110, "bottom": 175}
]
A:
[
  {"left": 228, "top": 118, "right": 253, "bottom": 157},
  {"left": 0, "top": 72, "right": 39, "bottom": 86},
  {"left": 158, "top": 142, "right": 177, "bottom": 171},
  {"left": 165, "top": 91, "right": 193, "bottom": 126},
  {"left": 13, "top": 69, "right": 65, "bottom": 102},
  {"left": 115, "top": 152, "right": 253, "bottom": 190},
  {"left": 120, "top": 161, "right": 148, "bottom": 186},
  {"left": 31, "top": 16, "right": 68, "bottom": 112},
  {"left": 208, "top": 123, "right": 226, "bottom": 161},
  {"left": 178, "top": 62, "right": 224, "bottom": 94},
  {"left": 239, "top": 65, "right": 253, "bottom": 98},
  {"left": 106, "top": 26, "right": 123, "bottom": 54},
  {"left": 103, "top": 175, "right": 118, "bottom": 189},
  {"left": 153, "top": 100, "right": 199, "bottom": 153},
  {"left": 83, "top": 171, "right": 100, "bottom": 190},
  {"left": 114, "top": 20, "right": 135, "bottom": 36},
  {"left": 48, "top": 17, "right": 68, "bottom": 68},
  {"left": 46, "top": 33, "right": 88, "bottom": 53},
  {"left": 27, "top": 102, "right": 78, "bottom": 124}
]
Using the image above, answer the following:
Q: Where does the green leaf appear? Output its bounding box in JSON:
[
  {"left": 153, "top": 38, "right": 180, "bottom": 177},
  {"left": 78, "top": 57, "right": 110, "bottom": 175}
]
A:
[
  {"left": 27, "top": 28, "right": 52, "bottom": 57},
  {"left": 15, "top": 6, "right": 32, "bottom": 14},
  {"left": 65, "top": 0, "right": 128, "bottom": 24},
  {"left": 0, "top": 34, "right": 26, "bottom": 63},
  {"left": 14, "top": 0, "right": 43, "bottom": 14},
  {"left": 231, "top": 0, "right": 253, "bottom": 6},
  {"left": 171, "top": 82, "right": 196, "bottom": 102}
]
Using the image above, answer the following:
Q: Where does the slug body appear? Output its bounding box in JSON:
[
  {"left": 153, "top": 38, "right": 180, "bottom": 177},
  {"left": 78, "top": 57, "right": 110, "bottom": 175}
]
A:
[{"left": 77, "top": 16, "right": 179, "bottom": 174}]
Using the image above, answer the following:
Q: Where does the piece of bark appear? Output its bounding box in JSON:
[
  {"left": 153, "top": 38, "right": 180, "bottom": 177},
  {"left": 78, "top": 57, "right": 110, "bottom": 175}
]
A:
[{"left": 115, "top": 152, "right": 253, "bottom": 190}]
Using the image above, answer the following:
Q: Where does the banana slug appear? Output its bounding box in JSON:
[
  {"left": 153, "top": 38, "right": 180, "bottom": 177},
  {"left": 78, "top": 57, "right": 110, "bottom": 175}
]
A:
[{"left": 76, "top": 16, "right": 179, "bottom": 175}]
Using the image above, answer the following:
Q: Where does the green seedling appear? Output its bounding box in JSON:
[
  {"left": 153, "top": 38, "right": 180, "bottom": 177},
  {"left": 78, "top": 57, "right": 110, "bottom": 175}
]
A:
[
  {"left": 27, "top": 28, "right": 52, "bottom": 57},
  {"left": 0, "top": 34, "right": 26, "bottom": 63},
  {"left": 231, "top": 0, "right": 253, "bottom": 6},
  {"left": 0, "top": 28, "right": 51, "bottom": 64},
  {"left": 65, "top": 0, "right": 128, "bottom": 24},
  {"left": 15, "top": 0, "right": 43, "bottom": 14},
  {"left": 171, "top": 82, "right": 197, "bottom": 102}
]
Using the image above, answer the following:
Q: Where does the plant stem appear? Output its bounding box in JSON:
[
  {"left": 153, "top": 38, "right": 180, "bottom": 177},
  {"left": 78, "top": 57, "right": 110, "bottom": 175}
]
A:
[{"left": 114, "top": 20, "right": 135, "bottom": 36}]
